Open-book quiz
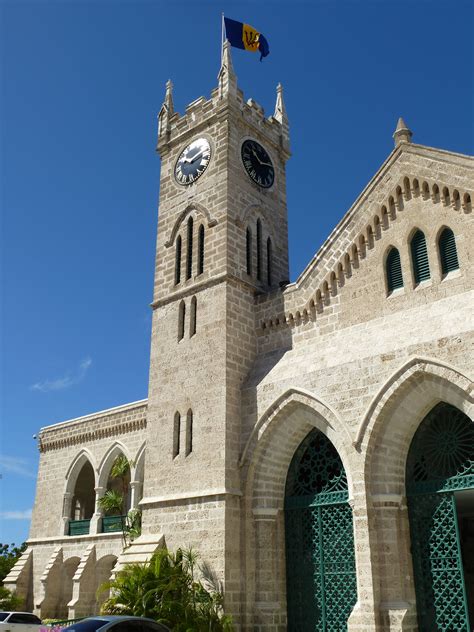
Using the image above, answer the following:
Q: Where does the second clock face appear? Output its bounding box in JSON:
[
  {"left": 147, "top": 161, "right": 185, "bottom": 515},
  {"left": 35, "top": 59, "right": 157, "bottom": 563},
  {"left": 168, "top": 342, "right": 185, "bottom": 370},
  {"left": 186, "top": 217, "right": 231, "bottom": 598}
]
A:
[
  {"left": 241, "top": 139, "right": 275, "bottom": 188},
  {"left": 175, "top": 138, "right": 211, "bottom": 185}
]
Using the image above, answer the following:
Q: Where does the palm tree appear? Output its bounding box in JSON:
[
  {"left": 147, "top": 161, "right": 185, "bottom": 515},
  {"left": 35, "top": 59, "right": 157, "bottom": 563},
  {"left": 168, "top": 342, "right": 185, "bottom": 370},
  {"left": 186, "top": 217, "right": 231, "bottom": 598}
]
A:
[
  {"left": 99, "top": 547, "right": 233, "bottom": 631},
  {"left": 98, "top": 455, "right": 137, "bottom": 546}
]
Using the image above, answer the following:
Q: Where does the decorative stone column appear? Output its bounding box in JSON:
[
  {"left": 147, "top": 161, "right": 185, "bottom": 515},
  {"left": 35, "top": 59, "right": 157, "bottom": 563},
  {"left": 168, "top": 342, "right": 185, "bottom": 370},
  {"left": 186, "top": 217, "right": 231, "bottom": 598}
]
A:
[
  {"left": 61, "top": 492, "right": 73, "bottom": 535},
  {"left": 90, "top": 486, "right": 105, "bottom": 534},
  {"left": 129, "top": 481, "right": 143, "bottom": 510},
  {"left": 252, "top": 508, "right": 286, "bottom": 630},
  {"left": 347, "top": 491, "right": 380, "bottom": 632},
  {"left": 370, "top": 494, "right": 418, "bottom": 631}
]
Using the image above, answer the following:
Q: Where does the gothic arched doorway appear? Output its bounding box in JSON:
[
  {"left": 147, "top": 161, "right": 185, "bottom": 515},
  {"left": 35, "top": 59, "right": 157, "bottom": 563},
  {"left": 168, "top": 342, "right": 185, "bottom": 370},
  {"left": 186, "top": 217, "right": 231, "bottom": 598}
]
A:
[
  {"left": 406, "top": 402, "right": 474, "bottom": 631},
  {"left": 285, "top": 429, "right": 357, "bottom": 631}
]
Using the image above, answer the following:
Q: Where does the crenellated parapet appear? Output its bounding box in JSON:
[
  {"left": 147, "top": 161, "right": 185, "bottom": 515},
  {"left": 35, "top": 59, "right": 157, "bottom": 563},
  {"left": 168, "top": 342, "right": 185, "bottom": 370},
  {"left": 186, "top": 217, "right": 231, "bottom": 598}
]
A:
[{"left": 156, "top": 42, "right": 290, "bottom": 160}]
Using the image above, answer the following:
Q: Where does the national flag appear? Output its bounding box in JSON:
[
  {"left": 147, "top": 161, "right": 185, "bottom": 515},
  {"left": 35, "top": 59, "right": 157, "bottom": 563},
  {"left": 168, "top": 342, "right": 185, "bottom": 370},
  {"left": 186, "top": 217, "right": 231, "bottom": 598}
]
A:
[{"left": 224, "top": 17, "right": 270, "bottom": 61}]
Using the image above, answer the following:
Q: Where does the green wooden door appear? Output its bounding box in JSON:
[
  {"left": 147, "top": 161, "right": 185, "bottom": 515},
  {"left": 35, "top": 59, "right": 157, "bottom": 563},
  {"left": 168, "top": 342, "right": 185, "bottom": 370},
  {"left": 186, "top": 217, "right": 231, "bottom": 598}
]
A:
[
  {"left": 285, "top": 430, "right": 357, "bottom": 631},
  {"left": 407, "top": 402, "right": 474, "bottom": 632}
]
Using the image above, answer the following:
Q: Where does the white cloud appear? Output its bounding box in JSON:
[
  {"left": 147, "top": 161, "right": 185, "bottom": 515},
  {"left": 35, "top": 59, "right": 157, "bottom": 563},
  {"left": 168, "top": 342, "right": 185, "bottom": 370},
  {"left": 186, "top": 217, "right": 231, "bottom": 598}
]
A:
[
  {"left": 0, "top": 509, "right": 32, "bottom": 520},
  {"left": 0, "top": 455, "right": 35, "bottom": 478},
  {"left": 31, "top": 357, "right": 92, "bottom": 393}
]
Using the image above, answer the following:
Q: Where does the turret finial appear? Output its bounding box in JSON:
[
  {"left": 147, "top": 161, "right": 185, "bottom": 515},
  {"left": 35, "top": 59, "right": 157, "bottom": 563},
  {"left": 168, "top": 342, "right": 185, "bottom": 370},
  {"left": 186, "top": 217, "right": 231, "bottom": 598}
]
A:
[
  {"left": 393, "top": 117, "right": 413, "bottom": 147},
  {"left": 164, "top": 79, "right": 174, "bottom": 114},
  {"left": 217, "top": 39, "right": 237, "bottom": 98},
  {"left": 158, "top": 79, "right": 174, "bottom": 140},
  {"left": 274, "top": 83, "right": 287, "bottom": 123}
]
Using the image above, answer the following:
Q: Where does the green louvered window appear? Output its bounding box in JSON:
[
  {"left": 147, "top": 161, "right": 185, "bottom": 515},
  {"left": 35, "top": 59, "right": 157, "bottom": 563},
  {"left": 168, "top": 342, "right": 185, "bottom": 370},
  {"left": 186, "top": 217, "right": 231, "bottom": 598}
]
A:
[
  {"left": 439, "top": 228, "right": 459, "bottom": 274},
  {"left": 386, "top": 247, "right": 403, "bottom": 293},
  {"left": 410, "top": 230, "right": 430, "bottom": 284}
]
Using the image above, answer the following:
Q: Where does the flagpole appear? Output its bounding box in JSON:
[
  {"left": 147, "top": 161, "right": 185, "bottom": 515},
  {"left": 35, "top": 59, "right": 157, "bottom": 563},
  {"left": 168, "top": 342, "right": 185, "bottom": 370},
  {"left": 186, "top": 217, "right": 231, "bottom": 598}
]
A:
[{"left": 221, "top": 12, "right": 225, "bottom": 63}]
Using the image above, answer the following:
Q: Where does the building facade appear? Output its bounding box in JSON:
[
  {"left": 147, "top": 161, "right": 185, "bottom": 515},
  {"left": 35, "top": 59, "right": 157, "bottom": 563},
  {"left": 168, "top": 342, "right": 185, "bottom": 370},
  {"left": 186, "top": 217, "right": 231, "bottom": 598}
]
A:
[{"left": 7, "top": 43, "right": 474, "bottom": 631}]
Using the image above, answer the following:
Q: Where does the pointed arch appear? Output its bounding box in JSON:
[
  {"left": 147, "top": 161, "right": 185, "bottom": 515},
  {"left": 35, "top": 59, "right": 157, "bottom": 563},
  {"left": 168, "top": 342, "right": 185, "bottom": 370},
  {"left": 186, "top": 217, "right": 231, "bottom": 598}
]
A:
[
  {"left": 241, "top": 387, "right": 353, "bottom": 485},
  {"left": 385, "top": 246, "right": 403, "bottom": 293},
  {"left": 409, "top": 228, "right": 430, "bottom": 284},
  {"left": 355, "top": 356, "right": 473, "bottom": 452},
  {"left": 438, "top": 226, "right": 459, "bottom": 274},
  {"left": 97, "top": 441, "right": 132, "bottom": 489},
  {"left": 131, "top": 442, "right": 146, "bottom": 482},
  {"left": 65, "top": 449, "right": 97, "bottom": 494},
  {"left": 164, "top": 202, "right": 217, "bottom": 248}
]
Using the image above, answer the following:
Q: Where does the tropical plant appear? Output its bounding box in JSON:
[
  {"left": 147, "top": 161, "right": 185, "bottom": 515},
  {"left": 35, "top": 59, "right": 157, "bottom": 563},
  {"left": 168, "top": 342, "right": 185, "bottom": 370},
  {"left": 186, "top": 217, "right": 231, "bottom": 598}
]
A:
[
  {"left": 98, "top": 455, "right": 141, "bottom": 547},
  {"left": 0, "top": 584, "right": 23, "bottom": 610},
  {"left": 0, "top": 542, "right": 27, "bottom": 584},
  {"left": 99, "top": 547, "right": 233, "bottom": 631}
]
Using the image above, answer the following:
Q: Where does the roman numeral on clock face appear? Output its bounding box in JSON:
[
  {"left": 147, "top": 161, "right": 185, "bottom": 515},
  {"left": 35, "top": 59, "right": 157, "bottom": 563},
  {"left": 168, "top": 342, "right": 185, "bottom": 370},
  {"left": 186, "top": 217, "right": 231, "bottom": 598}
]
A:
[{"left": 175, "top": 138, "right": 212, "bottom": 186}]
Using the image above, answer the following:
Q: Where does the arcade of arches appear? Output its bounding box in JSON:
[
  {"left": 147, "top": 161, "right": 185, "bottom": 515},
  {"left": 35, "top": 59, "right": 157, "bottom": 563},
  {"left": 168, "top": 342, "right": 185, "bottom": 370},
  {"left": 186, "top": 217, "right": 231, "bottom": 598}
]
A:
[{"left": 279, "top": 402, "right": 473, "bottom": 631}]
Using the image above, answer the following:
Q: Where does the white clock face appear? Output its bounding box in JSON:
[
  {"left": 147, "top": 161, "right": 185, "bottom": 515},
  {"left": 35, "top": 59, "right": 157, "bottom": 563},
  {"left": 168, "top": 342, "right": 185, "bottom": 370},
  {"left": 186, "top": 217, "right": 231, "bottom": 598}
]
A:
[{"left": 175, "top": 138, "right": 211, "bottom": 185}]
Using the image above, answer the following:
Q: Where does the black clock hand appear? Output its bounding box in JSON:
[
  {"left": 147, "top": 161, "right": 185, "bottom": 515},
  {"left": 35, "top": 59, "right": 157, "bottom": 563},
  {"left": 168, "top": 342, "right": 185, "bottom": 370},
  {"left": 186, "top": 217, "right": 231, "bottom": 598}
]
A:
[
  {"left": 185, "top": 150, "right": 204, "bottom": 164},
  {"left": 252, "top": 149, "right": 263, "bottom": 165}
]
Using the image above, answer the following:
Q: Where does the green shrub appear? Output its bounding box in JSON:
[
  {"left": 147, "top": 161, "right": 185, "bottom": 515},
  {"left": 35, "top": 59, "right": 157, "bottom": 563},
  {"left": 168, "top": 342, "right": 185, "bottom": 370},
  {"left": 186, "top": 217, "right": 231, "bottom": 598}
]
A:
[
  {"left": 99, "top": 547, "right": 233, "bottom": 631},
  {"left": 0, "top": 585, "right": 23, "bottom": 610}
]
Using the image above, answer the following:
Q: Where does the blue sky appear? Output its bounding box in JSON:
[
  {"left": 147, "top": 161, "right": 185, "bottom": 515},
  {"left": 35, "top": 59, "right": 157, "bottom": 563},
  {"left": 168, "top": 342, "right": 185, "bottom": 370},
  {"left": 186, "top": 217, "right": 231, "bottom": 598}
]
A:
[{"left": 1, "top": 0, "right": 472, "bottom": 544}]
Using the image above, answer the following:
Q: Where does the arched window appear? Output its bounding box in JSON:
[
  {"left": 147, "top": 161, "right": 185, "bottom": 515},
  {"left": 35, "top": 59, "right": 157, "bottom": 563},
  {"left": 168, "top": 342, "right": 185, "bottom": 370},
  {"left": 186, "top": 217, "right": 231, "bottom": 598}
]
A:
[
  {"left": 173, "top": 412, "right": 181, "bottom": 458},
  {"left": 246, "top": 227, "right": 252, "bottom": 275},
  {"left": 178, "top": 300, "right": 186, "bottom": 341},
  {"left": 190, "top": 296, "right": 197, "bottom": 337},
  {"left": 410, "top": 229, "right": 430, "bottom": 284},
  {"left": 197, "top": 224, "right": 205, "bottom": 275},
  {"left": 386, "top": 247, "right": 403, "bottom": 293},
  {"left": 185, "top": 409, "right": 193, "bottom": 456},
  {"left": 439, "top": 228, "right": 459, "bottom": 274},
  {"left": 266, "top": 237, "right": 272, "bottom": 286},
  {"left": 175, "top": 235, "right": 182, "bottom": 285},
  {"left": 256, "top": 219, "right": 262, "bottom": 281},
  {"left": 186, "top": 217, "right": 193, "bottom": 280}
]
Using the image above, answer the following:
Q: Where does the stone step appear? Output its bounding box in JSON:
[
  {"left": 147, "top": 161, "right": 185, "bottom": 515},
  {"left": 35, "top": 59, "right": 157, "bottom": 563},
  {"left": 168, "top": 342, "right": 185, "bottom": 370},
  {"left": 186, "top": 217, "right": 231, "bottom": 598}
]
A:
[{"left": 112, "top": 533, "right": 164, "bottom": 576}]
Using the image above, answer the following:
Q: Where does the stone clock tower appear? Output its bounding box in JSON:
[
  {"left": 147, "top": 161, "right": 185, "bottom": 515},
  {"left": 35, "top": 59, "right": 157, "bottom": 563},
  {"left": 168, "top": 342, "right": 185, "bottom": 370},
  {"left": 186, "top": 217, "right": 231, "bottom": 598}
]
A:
[{"left": 140, "top": 41, "right": 290, "bottom": 608}]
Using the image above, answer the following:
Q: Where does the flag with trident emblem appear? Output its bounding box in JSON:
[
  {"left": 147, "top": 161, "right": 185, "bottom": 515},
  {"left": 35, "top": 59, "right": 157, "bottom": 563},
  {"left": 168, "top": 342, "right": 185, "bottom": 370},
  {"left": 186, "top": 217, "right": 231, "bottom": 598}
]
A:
[{"left": 224, "top": 17, "right": 270, "bottom": 61}]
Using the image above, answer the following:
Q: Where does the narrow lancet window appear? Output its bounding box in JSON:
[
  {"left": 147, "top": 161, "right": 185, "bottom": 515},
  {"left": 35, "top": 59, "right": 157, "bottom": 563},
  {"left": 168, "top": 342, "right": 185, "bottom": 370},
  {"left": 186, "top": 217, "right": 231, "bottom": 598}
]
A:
[
  {"left": 175, "top": 235, "right": 182, "bottom": 285},
  {"left": 267, "top": 237, "right": 272, "bottom": 286},
  {"left": 190, "top": 296, "right": 197, "bottom": 337},
  {"left": 256, "top": 219, "right": 262, "bottom": 281},
  {"left": 246, "top": 228, "right": 252, "bottom": 276},
  {"left": 173, "top": 412, "right": 181, "bottom": 458},
  {"left": 185, "top": 409, "right": 193, "bottom": 456},
  {"left": 178, "top": 300, "right": 186, "bottom": 341},
  {"left": 386, "top": 247, "right": 403, "bottom": 293},
  {"left": 439, "top": 228, "right": 459, "bottom": 274},
  {"left": 186, "top": 216, "right": 193, "bottom": 280},
  {"left": 410, "top": 229, "right": 430, "bottom": 284},
  {"left": 198, "top": 224, "right": 205, "bottom": 275}
]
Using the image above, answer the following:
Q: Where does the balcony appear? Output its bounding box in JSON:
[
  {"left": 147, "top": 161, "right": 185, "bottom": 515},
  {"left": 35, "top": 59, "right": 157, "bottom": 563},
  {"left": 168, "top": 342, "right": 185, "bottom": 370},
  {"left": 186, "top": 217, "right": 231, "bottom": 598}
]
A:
[
  {"left": 68, "top": 519, "right": 90, "bottom": 536},
  {"left": 102, "top": 515, "right": 126, "bottom": 533}
]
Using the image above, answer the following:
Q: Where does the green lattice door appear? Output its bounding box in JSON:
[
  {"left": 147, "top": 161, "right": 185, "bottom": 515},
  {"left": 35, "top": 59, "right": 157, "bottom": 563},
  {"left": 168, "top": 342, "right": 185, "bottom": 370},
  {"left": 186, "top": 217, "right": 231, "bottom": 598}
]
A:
[
  {"left": 407, "top": 402, "right": 474, "bottom": 632},
  {"left": 285, "top": 429, "right": 357, "bottom": 631}
]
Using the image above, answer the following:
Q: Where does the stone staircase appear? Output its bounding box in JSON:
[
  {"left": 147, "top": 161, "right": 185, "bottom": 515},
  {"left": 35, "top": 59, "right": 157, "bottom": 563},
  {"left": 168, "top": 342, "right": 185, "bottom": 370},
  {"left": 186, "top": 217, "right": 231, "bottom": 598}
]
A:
[{"left": 112, "top": 533, "right": 164, "bottom": 576}]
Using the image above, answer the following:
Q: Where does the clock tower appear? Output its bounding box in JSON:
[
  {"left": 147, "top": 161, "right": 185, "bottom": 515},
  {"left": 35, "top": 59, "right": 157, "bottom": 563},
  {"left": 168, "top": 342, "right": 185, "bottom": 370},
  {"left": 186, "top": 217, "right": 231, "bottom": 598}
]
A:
[{"left": 141, "top": 40, "right": 290, "bottom": 613}]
